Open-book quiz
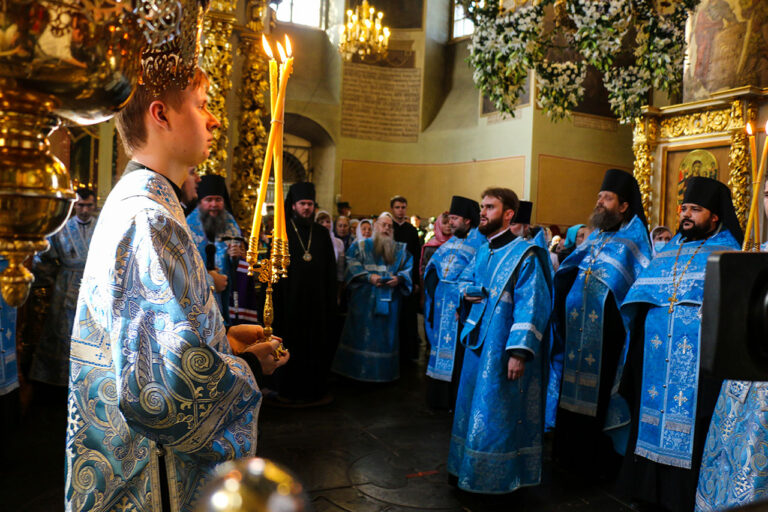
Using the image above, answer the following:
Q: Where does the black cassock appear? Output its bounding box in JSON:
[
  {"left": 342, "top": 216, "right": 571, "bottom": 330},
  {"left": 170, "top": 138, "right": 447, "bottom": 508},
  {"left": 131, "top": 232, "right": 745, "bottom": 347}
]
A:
[
  {"left": 272, "top": 218, "right": 338, "bottom": 402},
  {"left": 393, "top": 220, "right": 422, "bottom": 362}
]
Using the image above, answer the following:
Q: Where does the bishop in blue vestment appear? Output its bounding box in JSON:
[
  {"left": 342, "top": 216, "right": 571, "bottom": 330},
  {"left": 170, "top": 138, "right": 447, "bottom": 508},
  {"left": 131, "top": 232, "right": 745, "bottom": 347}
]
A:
[
  {"left": 333, "top": 213, "right": 413, "bottom": 382},
  {"left": 447, "top": 189, "right": 553, "bottom": 494},
  {"left": 619, "top": 177, "right": 743, "bottom": 512},
  {"left": 552, "top": 169, "right": 651, "bottom": 472},
  {"left": 30, "top": 189, "right": 96, "bottom": 386},
  {"left": 424, "top": 196, "right": 484, "bottom": 408}
]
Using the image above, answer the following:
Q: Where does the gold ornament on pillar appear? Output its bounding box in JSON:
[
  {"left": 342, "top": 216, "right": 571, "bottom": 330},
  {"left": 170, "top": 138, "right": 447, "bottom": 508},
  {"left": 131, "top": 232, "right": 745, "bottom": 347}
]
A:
[
  {"left": 0, "top": 0, "right": 192, "bottom": 307},
  {"left": 198, "top": 0, "right": 236, "bottom": 177},
  {"left": 231, "top": 0, "right": 269, "bottom": 232},
  {"left": 632, "top": 116, "right": 658, "bottom": 223}
]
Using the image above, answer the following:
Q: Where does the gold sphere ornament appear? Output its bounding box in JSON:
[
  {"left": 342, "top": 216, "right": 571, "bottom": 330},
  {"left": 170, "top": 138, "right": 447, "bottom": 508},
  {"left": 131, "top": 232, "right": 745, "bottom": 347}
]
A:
[{"left": 195, "top": 458, "right": 311, "bottom": 512}]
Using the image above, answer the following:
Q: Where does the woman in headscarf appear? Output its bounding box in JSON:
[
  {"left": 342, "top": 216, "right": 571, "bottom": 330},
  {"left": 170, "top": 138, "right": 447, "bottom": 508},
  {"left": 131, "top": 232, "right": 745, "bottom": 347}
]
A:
[
  {"left": 316, "top": 210, "right": 345, "bottom": 283},
  {"left": 355, "top": 218, "right": 373, "bottom": 240},
  {"left": 349, "top": 219, "right": 361, "bottom": 242},
  {"left": 558, "top": 223, "right": 589, "bottom": 263},
  {"left": 419, "top": 212, "right": 451, "bottom": 280},
  {"left": 650, "top": 225, "right": 673, "bottom": 255}
]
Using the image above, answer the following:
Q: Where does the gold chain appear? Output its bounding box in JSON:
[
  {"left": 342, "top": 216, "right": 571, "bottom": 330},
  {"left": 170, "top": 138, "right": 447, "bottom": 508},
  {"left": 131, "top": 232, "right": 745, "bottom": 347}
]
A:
[
  {"left": 442, "top": 238, "right": 466, "bottom": 278},
  {"left": 290, "top": 219, "right": 313, "bottom": 261},
  {"left": 667, "top": 238, "right": 706, "bottom": 313},
  {"left": 582, "top": 231, "right": 615, "bottom": 285}
]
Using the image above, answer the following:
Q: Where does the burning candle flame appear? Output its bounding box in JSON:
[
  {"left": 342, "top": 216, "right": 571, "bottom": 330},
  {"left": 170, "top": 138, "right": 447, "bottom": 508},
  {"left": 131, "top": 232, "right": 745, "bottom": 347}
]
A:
[
  {"left": 285, "top": 35, "right": 292, "bottom": 57},
  {"left": 746, "top": 122, "right": 754, "bottom": 136},
  {"left": 262, "top": 35, "right": 274, "bottom": 60},
  {"left": 277, "top": 42, "right": 287, "bottom": 62}
]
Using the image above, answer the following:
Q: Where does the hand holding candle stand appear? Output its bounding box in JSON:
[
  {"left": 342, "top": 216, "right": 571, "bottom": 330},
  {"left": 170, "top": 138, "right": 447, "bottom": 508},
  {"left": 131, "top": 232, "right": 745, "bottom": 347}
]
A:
[{"left": 243, "top": 35, "right": 294, "bottom": 359}]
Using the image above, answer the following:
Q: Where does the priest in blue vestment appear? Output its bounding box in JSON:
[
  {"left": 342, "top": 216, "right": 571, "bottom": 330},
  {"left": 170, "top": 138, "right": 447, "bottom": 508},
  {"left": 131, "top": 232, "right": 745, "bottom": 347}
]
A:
[
  {"left": 510, "top": 200, "right": 560, "bottom": 430},
  {"left": 29, "top": 188, "right": 96, "bottom": 387},
  {"left": 447, "top": 188, "right": 553, "bottom": 494},
  {"left": 186, "top": 174, "right": 244, "bottom": 325},
  {"left": 695, "top": 179, "right": 768, "bottom": 512},
  {"left": 424, "top": 196, "right": 484, "bottom": 409},
  {"left": 552, "top": 169, "right": 652, "bottom": 474},
  {"left": 618, "top": 177, "right": 742, "bottom": 512},
  {"left": 333, "top": 212, "right": 413, "bottom": 382},
  {"left": 66, "top": 70, "right": 288, "bottom": 512}
]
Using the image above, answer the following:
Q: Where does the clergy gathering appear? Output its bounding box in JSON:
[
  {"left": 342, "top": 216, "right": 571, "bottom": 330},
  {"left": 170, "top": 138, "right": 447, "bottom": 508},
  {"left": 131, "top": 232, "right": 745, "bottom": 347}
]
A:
[{"left": 2, "top": 0, "right": 768, "bottom": 511}]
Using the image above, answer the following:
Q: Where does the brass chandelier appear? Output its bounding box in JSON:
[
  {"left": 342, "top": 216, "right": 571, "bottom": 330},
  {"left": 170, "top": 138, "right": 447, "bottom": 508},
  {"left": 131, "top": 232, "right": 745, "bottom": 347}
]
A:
[{"left": 338, "top": 0, "right": 390, "bottom": 62}]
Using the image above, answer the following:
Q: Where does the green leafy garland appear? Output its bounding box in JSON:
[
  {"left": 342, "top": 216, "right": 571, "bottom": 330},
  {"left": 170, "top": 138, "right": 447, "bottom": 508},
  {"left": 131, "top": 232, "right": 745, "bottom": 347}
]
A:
[{"left": 460, "top": 0, "right": 699, "bottom": 123}]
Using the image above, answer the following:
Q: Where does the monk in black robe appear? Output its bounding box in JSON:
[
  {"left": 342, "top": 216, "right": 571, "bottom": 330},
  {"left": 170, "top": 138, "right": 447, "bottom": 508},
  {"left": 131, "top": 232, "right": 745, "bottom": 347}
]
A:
[{"left": 272, "top": 182, "right": 337, "bottom": 405}]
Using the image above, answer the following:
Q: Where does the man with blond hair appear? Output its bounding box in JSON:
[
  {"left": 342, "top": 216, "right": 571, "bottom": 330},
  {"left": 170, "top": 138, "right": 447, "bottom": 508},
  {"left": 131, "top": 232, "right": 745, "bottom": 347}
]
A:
[{"left": 65, "top": 67, "right": 288, "bottom": 512}]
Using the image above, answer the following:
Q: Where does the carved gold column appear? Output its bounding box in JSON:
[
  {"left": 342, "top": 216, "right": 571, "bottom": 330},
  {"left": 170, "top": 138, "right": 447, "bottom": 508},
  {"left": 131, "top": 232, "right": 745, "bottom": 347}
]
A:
[
  {"left": 200, "top": 0, "right": 237, "bottom": 177},
  {"left": 633, "top": 115, "right": 658, "bottom": 224},
  {"left": 231, "top": 2, "right": 270, "bottom": 232},
  {"left": 726, "top": 99, "right": 757, "bottom": 231}
]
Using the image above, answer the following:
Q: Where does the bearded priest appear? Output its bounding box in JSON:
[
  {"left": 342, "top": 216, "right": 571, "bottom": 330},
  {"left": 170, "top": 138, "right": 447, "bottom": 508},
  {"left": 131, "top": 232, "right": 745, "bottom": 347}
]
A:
[
  {"left": 618, "top": 177, "right": 743, "bottom": 512},
  {"left": 332, "top": 212, "right": 413, "bottom": 382},
  {"left": 447, "top": 187, "right": 553, "bottom": 494},
  {"left": 552, "top": 168, "right": 652, "bottom": 475}
]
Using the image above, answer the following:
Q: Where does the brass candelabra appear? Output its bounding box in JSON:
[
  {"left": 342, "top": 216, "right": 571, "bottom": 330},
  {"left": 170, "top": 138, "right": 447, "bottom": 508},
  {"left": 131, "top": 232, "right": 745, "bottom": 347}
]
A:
[{"left": 247, "top": 236, "right": 289, "bottom": 358}]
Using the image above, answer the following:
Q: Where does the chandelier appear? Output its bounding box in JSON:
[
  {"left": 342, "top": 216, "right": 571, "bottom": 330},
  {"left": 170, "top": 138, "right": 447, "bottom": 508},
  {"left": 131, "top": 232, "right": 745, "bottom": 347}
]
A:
[{"left": 338, "top": 0, "right": 391, "bottom": 62}]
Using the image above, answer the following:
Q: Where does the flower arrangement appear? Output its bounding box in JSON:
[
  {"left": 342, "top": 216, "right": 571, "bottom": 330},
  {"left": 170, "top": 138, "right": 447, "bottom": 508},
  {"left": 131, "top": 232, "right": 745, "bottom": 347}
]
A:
[{"left": 459, "top": 0, "right": 699, "bottom": 124}]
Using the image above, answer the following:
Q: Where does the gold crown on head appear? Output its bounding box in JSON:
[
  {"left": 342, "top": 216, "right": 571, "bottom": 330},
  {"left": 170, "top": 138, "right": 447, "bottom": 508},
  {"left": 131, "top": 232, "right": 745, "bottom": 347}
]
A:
[{"left": 139, "top": 0, "right": 209, "bottom": 93}]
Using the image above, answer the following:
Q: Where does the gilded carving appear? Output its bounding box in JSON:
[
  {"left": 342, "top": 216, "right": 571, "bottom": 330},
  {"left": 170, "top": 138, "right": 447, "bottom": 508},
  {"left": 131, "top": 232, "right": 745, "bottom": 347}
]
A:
[
  {"left": 633, "top": 117, "right": 657, "bottom": 223},
  {"left": 659, "top": 107, "right": 732, "bottom": 139},
  {"left": 728, "top": 131, "right": 749, "bottom": 230},
  {"left": 231, "top": 2, "right": 270, "bottom": 232},
  {"left": 199, "top": 1, "right": 237, "bottom": 177}
]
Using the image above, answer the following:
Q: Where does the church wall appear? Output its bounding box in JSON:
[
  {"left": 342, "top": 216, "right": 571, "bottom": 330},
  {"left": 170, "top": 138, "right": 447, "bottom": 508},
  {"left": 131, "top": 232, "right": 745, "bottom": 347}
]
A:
[
  {"left": 530, "top": 108, "right": 635, "bottom": 228},
  {"left": 341, "top": 157, "right": 526, "bottom": 218},
  {"left": 335, "top": 38, "right": 534, "bottom": 218}
]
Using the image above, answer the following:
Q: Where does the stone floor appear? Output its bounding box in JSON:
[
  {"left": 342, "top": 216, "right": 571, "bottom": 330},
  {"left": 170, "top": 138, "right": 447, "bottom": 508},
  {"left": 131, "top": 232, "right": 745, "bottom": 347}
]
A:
[
  {"left": 2, "top": 356, "right": 644, "bottom": 512},
  {"left": 258, "top": 365, "right": 637, "bottom": 512}
]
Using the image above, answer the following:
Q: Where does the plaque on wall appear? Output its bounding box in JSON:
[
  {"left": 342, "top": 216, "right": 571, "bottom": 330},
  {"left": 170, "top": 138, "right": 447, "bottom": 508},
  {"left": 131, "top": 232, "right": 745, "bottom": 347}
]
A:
[{"left": 341, "top": 62, "right": 421, "bottom": 142}]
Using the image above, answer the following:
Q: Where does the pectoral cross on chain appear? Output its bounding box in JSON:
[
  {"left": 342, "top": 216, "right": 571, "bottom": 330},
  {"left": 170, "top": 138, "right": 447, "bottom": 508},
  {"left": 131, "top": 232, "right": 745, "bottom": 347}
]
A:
[
  {"left": 584, "top": 268, "right": 593, "bottom": 285},
  {"left": 667, "top": 293, "right": 677, "bottom": 314}
]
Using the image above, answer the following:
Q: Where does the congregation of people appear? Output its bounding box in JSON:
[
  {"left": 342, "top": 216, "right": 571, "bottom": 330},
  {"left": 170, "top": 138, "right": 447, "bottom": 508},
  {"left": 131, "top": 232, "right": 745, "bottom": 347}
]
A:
[{"left": 2, "top": 67, "right": 767, "bottom": 512}]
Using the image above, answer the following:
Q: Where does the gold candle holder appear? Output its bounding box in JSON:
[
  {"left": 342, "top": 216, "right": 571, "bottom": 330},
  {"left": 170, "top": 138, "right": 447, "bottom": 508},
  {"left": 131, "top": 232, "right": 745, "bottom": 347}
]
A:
[{"left": 247, "top": 235, "right": 289, "bottom": 359}]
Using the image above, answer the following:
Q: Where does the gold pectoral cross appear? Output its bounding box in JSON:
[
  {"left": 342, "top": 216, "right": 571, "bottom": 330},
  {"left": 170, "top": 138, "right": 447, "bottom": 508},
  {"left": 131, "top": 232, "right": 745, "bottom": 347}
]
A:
[
  {"left": 584, "top": 268, "right": 593, "bottom": 285},
  {"left": 668, "top": 294, "right": 677, "bottom": 314}
]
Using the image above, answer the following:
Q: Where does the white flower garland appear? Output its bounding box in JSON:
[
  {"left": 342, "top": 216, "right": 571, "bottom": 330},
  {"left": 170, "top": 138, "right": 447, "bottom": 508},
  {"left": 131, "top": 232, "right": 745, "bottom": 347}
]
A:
[{"left": 461, "top": 0, "right": 698, "bottom": 124}]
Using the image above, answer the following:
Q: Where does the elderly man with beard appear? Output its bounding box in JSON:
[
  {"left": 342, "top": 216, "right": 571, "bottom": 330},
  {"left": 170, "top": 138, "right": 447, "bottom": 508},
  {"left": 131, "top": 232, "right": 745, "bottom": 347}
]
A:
[
  {"left": 186, "top": 174, "right": 243, "bottom": 324},
  {"left": 447, "top": 187, "right": 553, "bottom": 494},
  {"left": 271, "top": 182, "right": 338, "bottom": 405},
  {"left": 333, "top": 212, "right": 413, "bottom": 382},
  {"left": 617, "top": 177, "right": 742, "bottom": 512},
  {"left": 552, "top": 169, "right": 652, "bottom": 478}
]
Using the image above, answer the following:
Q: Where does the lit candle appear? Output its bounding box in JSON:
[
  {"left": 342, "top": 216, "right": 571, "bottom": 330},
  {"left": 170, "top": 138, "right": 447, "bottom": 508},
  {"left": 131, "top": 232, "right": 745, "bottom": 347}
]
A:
[
  {"left": 274, "top": 37, "right": 294, "bottom": 242},
  {"left": 743, "top": 120, "right": 768, "bottom": 250},
  {"left": 264, "top": 35, "right": 278, "bottom": 117},
  {"left": 747, "top": 122, "right": 758, "bottom": 185},
  {"left": 250, "top": 38, "right": 279, "bottom": 241}
]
